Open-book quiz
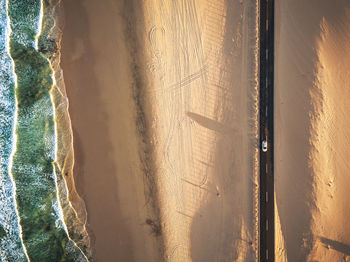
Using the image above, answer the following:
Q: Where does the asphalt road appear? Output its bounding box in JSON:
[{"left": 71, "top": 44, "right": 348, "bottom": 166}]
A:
[{"left": 259, "top": 0, "right": 275, "bottom": 261}]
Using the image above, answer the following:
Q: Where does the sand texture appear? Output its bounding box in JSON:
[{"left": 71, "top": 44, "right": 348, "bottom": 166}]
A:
[
  {"left": 61, "top": 1, "right": 163, "bottom": 261},
  {"left": 142, "top": 0, "right": 259, "bottom": 261},
  {"left": 60, "top": 0, "right": 259, "bottom": 261},
  {"left": 275, "top": 1, "right": 350, "bottom": 261}
]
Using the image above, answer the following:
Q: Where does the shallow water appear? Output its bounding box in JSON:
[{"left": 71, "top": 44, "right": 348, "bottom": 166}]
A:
[{"left": 0, "top": 0, "right": 90, "bottom": 260}]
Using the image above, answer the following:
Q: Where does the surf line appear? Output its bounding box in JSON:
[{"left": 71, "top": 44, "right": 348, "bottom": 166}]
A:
[
  {"left": 38, "top": 1, "right": 89, "bottom": 260},
  {"left": 48, "top": 59, "right": 89, "bottom": 261},
  {"left": 6, "top": 0, "right": 31, "bottom": 260},
  {"left": 34, "top": 0, "right": 44, "bottom": 49}
]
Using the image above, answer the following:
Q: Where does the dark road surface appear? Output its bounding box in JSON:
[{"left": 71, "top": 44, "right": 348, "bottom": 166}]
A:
[{"left": 259, "top": 0, "right": 275, "bottom": 261}]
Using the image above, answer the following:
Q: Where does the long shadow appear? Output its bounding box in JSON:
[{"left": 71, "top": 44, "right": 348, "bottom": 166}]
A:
[
  {"left": 190, "top": 0, "right": 257, "bottom": 261},
  {"left": 275, "top": 1, "right": 350, "bottom": 261},
  {"left": 186, "top": 111, "right": 233, "bottom": 134},
  {"left": 319, "top": 237, "right": 350, "bottom": 256},
  {"left": 60, "top": 0, "right": 133, "bottom": 260}
]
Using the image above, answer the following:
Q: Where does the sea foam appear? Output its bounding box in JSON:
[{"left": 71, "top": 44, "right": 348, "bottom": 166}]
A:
[{"left": 0, "top": 0, "right": 90, "bottom": 260}]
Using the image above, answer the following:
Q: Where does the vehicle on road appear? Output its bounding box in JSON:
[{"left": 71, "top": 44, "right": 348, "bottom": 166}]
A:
[{"left": 262, "top": 140, "right": 267, "bottom": 152}]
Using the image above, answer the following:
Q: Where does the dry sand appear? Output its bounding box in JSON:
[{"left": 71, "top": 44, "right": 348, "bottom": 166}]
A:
[
  {"left": 275, "top": 1, "right": 350, "bottom": 261},
  {"left": 60, "top": 0, "right": 259, "bottom": 261},
  {"left": 141, "top": 0, "right": 259, "bottom": 261},
  {"left": 141, "top": 0, "right": 257, "bottom": 261}
]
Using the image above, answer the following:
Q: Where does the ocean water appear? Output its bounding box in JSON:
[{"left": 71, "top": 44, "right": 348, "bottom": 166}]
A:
[{"left": 0, "top": 0, "right": 90, "bottom": 261}]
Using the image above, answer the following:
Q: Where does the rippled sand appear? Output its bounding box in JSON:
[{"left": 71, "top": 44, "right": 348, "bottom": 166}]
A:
[
  {"left": 309, "top": 11, "right": 350, "bottom": 261},
  {"left": 275, "top": 1, "right": 350, "bottom": 261}
]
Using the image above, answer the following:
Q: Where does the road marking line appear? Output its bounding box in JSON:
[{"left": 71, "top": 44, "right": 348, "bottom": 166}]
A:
[
  {"left": 266, "top": 192, "right": 268, "bottom": 202},
  {"left": 266, "top": 219, "right": 269, "bottom": 231}
]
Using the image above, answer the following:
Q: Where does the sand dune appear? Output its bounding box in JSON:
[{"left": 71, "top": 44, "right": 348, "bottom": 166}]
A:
[
  {"left": 275, "top": 1, "right": 350, "bottom": 261},
  {"left": 308, "top": 11, "right": 350, "bottom": 261},
  {"left": 61, "top": 0, "right": 350, "bottom": 260}
]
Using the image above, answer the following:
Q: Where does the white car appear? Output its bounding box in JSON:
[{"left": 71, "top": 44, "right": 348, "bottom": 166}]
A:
[{"left": 262, "top": 140, "right": 267, "bottom": 152}]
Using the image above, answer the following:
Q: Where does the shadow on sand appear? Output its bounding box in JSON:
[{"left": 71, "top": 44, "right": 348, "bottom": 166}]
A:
[
  {"left": 275, "top": 1, "right": 350, "bottom": 261},
  {"left": 319, "top": 237, "right": 350, "bottom": 256},
  {"left": 189, "top": 0, "right": 257, "bottom": 261},
  {"left": 186, "top": 111, "right": 233, "bottom": 134}
]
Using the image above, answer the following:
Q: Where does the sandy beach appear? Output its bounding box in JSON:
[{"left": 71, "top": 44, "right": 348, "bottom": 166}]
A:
[
  {"left": 141, "top": 0, "right": 259, "bottom": 261},
  {"left": 61, "top": 1, "right": 163, "bottom": 261},
  {"left": 275, "top": 0, "right": 350, "bottom": 261},
  {"left": 60, "top": 0, "right": 350, "bottom": 260},
  {"left": 60, "top": 0, "right": 259, "bottom": 261}
]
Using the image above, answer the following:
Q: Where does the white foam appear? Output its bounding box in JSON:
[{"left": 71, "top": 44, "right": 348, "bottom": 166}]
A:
[
  {"left": 48, "top": 59, "right": 89, "bottom": 261},
  {"left": 0, "top": 1, "right": 90, "bottom": 260},
  {"left": 4, "top": 0, "right": 30, "bottom": 261},
  {"left": 34, "top": 0, "right": 43, "bottom": 50},
  {"left": 40, "top": 6, "right": 89, "bottom": 258}
]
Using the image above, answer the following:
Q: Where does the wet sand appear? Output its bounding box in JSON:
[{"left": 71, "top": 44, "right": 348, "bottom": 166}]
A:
[
  {"left": 275, "top": 1, "right": 350, "bottom": 261},
  {"left": 61, "top": 1, "right": 163, "bottom": 261},
  {"left": 60, "top": 0, "right": 259, "bottom": 261}
]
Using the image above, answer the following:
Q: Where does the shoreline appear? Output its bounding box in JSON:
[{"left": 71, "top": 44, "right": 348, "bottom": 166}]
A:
[
  {"left": 60, "top": 0, "right": 259, "bottom": 260},
  {"left": 60, "top": 0, "right": 164, "bottom": 260},
  {"left": 51, "top": 1, "right": 92, "bottom": 258}
]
